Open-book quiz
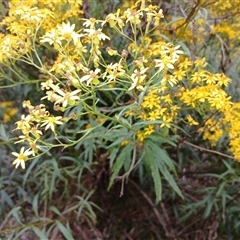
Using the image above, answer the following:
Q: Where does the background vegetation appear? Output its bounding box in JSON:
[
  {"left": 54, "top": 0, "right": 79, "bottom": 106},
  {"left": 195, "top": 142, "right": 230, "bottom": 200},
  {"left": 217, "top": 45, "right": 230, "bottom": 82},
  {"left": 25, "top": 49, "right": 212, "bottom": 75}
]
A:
[{"left": 1, "top": 0, "right": 240, "bottom": 239}]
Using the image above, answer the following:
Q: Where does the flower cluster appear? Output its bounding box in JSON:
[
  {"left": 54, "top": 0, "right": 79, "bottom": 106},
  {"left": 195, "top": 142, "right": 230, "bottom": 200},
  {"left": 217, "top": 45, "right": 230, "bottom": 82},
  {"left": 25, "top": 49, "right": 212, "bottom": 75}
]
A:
[
  {"left": 12, "top": 100, "right": 66, "bottom": 168},
  {"left": 1, "top": 0, "right": 238, "bottom": 169},
  {"left": 201, "top": 102, "right": 240, "bottom": 159},
  {"left": 0, "top": 101, "right": 18, "bottom": 123},
  {"left": 129, "top": 54, "right": 232, "bottom": 143}
]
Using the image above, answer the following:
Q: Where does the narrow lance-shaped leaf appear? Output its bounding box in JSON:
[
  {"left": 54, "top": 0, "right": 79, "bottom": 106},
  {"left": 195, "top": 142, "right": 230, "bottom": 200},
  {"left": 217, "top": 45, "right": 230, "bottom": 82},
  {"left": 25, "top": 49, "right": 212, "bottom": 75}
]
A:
[
  {"left": 144, "top": 145, "right": 162, "bottom": 203},
  {"left": 56, "top": 221, "right": 74, "bottom": 240},
  {"left": 146, "top": 140, "right": 183, "bottom": 199},
  {"left": 108, "top": 143, "right": 133, "bottom": 190}
]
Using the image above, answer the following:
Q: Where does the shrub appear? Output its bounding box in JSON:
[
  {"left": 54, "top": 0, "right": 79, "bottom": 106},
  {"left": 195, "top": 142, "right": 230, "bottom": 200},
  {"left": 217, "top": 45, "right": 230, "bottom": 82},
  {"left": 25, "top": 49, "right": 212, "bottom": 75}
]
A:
[{"left": 1, "top": 0, "right": 240, "bottom": 238}]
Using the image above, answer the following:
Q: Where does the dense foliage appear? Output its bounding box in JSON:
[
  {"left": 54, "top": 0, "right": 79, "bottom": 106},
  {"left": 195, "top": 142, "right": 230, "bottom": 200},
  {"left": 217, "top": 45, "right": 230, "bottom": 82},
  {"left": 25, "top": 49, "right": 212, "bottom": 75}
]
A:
[{"left": 1, "top": 0, "right": 240, "bottom": 239}]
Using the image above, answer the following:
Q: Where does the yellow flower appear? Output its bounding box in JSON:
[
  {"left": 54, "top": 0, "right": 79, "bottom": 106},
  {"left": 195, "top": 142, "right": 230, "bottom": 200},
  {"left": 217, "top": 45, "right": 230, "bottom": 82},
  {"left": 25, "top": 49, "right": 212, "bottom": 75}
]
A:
[
  {"left": 105, "top": 9, "right": 124, "bottom": 29},
  {"left": 147, "top": 110, "right": 160, "bottom": 120},
  {"left": 83, "top": 18, "right": 98, "bottom": 29},
  {"left": 54, "top": 89, "right": 81, "bottom": 107},
  {"left": 29, "top": 140, "right": 40, "bottom": 156},
  {"left": 20, "top": 7, "right": 47, "bottom": 22},
  {"left": 84, "top": 28, "right": 110, "bottom": 44},
  {"left": 121, "top": 140, "right": 129, "bottom": 146},
  {"left": 174, "top": 69, "right": 186, "bottom": 81},
  {"left": 128, "top": 68, "right": 148, "bottom": 91},
  {"left": 207, "top": 89, "right": 231, "bottom": 111},
  {"left": 137, "top": 131, "right": 145, "bottom": 142},
  {"left": 155, "top": 57, "right": 175, "bottom": 72},
  {"left": 202, "top": 119, "right": 223, "bottom": 147},
  {"left": 80, "top": 68, "right": 101, "bottom": 86},
  {"left": 179, "top": 58, "right": 192, "bottom": 70},
  {"left": 144, "top": 125, "right": 155, "bottom": 136},
  {"left": 31, "top": 126, "right": 43, "bottom": 139},
  {"left": 41, "top": 116, "right": 63, "bottom": 132},
  {"left": 154, "top": 9, "right": 164, "bottom": 24},
  {"left": 103, "top": 63, "right": 125, "bottom": 81},
  {"left": 216, "top": 73, "right": 231, "bottom": 87},
  {"left": 160, "top": 115, "right": 173, "bottom": 128},
  {"left": 194, "top": 58, "right": 207, "bottom": 68},
  {"left": 40, "top": 28, "right": 61, "bottom": 46},
  {"left": 162, "top": 74, "right": 178, "bottom": 87},
  {"left": 0, "top": 101, "right": 18, "bottom": 123},
  {"left": 190, "top": 70, "right": 205, "bottom": 84},
  {"left": 106, "top": 47, "right": 118, "bottom": 56},
  {"left": 85, "top": 123, "right": 92, "bottom": 129},
  {"left": 14, "top": 115, "right": 32, "bottom": 134},
  {"left": 160, "top": 94, "right": 172, "bottom": 104},
  {"left": 57, "top": 21, "right": 81, "bottom": 44},
  {"left": 141, "top": 92, "right": 160, "bottom": 109},
  {"left": 205, "top": 74, "right": 217, "bottom": 85},
  {"left": 186, "top": 115, "right": 199, "bottom": 126},
  {"left": 125, "top": 8, "right": 143, "bottom": 25},
  {"left": 147, "top": 108, "right": 167, "bottom": 121},
  {"left": 12, "top": 147, "right": 33, "bottom": 169}
]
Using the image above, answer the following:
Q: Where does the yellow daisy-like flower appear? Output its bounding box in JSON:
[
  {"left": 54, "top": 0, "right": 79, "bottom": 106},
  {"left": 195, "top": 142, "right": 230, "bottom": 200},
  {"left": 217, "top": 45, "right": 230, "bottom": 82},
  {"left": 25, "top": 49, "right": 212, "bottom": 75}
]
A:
[
  {"left": 186, "top": 115, "right": 199, "bottom": 126},
  {"left": 144, "top": 125, "right": 155, "bottom": 136},
  {"left": 40, "top": 28, "right": 62, "bottom": 46},
  {"left": 41, "top": 116, "right": 63, "bottom": 132},
  {"left": 12, "top": 147, "right": 33, "bottom": 169},
  {"left": 54, "top": 89, "right": 81, "bottom": 107}
]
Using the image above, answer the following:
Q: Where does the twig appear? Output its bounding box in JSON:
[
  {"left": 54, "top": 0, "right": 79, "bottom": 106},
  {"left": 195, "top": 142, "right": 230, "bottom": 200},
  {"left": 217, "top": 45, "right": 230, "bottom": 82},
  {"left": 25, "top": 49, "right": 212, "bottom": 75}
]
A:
[
  {"left": 209, "top": 11, "right": 240, "bottom": 20},
  {"left": 176, "top": 0, "right": 203, "bottom": 39},
  {"left": 189, "top": 111, "right": 218, "bottom": 136},
  {"left": 118, "top": 144, "right": 145, "bottom": 197},
  {"left": 183, "top": 140, "right": 240, "bottom": 161},
  {"left": 202, "top": 0, "right": 218, "bottom": 8},
  {"left": 129, "top": 179, "right": 171, "bottom": 237}
]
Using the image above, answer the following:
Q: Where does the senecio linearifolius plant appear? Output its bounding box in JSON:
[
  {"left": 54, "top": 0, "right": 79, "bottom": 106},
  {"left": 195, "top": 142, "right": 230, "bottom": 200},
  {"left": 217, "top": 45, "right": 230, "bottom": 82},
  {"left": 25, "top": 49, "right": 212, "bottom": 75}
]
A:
[{"left": 1, "top": 0, "right": 239, "bottom": 201}]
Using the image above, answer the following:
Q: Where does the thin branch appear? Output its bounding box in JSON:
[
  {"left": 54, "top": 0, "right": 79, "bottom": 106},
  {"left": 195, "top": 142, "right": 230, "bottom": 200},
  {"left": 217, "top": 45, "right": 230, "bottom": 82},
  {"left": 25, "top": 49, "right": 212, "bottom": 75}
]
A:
[
  {"left": 129, "top": 179, "right": 171, "bottom": 237},
  {"left": 183, "top": 140, "right": 240, "bottom": 161},
  {"left": 209, "top": 11, "right": 240, "bottom": 20},
  {"left": 117, "top": 144, "right": 145, "bottom": 197},
  {"left": 176, "top": 0, "right": 203, "bottom": 39},
  {"left": 202, "top": 0, "right": 218, "bottom": 8}
]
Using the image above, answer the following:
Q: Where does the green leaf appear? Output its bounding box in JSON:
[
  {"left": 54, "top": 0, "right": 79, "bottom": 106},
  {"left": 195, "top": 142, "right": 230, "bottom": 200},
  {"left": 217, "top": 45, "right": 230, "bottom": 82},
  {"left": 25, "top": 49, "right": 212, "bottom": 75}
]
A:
[
  {"left": 23, "top": 157, "right": 39, "bottom": 185},
  {"left": 147, "top": 133, "right": 176, "bottom": 147},
  {"left": 145, "top": 140, "right": 183, "bottom": 199},
  {"left": 32, "top": 192, "right": 39, "bottom": 218},
  {"left": 32, "top": 226, "right": 48, "bottom": 239},
  {"left": 203, "top": 196, "right": 214, "bottom": 218},
  {"left": 221, "top": 191, "right": 227, "bottom": 213},
  {"left": 216, "top": 181, "right": 227, "bottom": 197},
  {"left": 1, "top": 189, "right": 14, "bottom": 207},
  {"left": 108, "top": 143, "right": 132, "bottom": 190},
  {"left": 109, "top": 147, "right": 120, "bottom": 167},
  {"left": 102, "top": 126, "right": 131, "bottom": 147},
  {"left": 56, "top": 221, "right": 74, "bottom": 240},
  {"left": 178, "top": 41, "right": 191, "bottom": 57},
  {"left": 106, "top": 129, "right": 133, "bottom": 149},
  {"left": 4, "top": 206, "right": 22, "bottom": 225},
  {"left": 0, "top": 123, "right": 7, "bottom": 140},
  {"left": 147, "top": 140, "right": 176, "bottom": 174},
  {"left": 199, "top": 7, "right": 208, "bottom": 20},
  {"left": 144, "top": 145, "right": 162, "bottom": 203},
  {"left": 158, "top": 160, "right": 183, "bottom": 199},
  {"left": 49, "top": 206, "right": 63, "bottom": 216},
  {"left": 12, "top": 227, "right": 31, "bottom": 240},
  {"left": 115, "top": 114, "right": 132, "bottom": 128}
]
